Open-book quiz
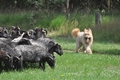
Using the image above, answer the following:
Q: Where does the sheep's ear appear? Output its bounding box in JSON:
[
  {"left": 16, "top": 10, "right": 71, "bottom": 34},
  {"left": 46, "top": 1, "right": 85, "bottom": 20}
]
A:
[
  {"left": 19, "top": 55, "right": 21, "bottom": 58},
  {"left": 45, "top": 29, "right": 47, "bottom": 35},
  {"left": 27, "top": 31, "right": 31, "bottom": 36},
  {"left": 5, "top": 56, "right": 9, "bottom": 60},
  {"left": 55, "top": 43, "right": 59, "bottom": 47},
  {"left": 8, "top": 54, "right": 11, "bottom": 57},
  {"left": 16, "top": 26, "right": 20, "bottom": 30},
  {"left": 48, "top": 41, "right": 54, "bottom": 47},
  {"left": 4, "top": 55, "right": 10, "bottom": 60},
  {"left": 34, "top": 27, "right": 38, "bottom": 30},
  {"left": 41, "top": 28, "right": 47, "bottom": 35}
]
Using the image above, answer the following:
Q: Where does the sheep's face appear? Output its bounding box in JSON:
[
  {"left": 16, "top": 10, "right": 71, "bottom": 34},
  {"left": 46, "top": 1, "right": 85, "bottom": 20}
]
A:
[
  {"left": 54, "top": 44, "right": 63, "bottom": 56},
  {"left": 2, "top": 28, "right": 10, "bottom": 38},
  {"left": 13, "top": 56, "right": 23, "bottom": 70},
  {"left": 34, "top": 28, "right": 47, "bottom": 39},
  {"left": 11, "top": 26, "right": 21, "bottom": 38},
  {"left": 48, "top": 42, "right": 63, "bottom": 56},
  {"left": 0, "top": 27, "right": 10, "bottom": 38},
  {"left": 27, "top": 29, "right": 36, "bottom": 39},
  {"left": 2, "top": 54, "right": 14, "bottom": 69},
  {"left": 46, "top": 55, "right": 55, "bottom": 68}
]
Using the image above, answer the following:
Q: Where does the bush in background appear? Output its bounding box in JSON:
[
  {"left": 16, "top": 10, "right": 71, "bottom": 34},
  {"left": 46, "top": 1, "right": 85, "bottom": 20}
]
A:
[{"left": 0, "top": 10, "right": 120, "bottom": 43}]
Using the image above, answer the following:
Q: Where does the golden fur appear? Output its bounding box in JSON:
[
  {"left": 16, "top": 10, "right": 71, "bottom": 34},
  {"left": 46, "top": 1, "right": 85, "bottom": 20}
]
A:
[
  {"left": 71, "top": 28, "right": 93, "bottom": 54},
  {"left": 71, "top": 28, "right": 80, "bottom": 38}
]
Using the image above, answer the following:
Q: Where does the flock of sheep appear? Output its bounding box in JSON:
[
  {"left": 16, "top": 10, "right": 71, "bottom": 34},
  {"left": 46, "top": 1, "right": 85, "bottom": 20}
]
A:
[{"left": 0, "top": 26, "right": 63, "bottom": 72}]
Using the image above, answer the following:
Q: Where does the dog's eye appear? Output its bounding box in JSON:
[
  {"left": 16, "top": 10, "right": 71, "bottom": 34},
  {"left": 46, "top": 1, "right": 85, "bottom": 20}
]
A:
[
  {"left": 85, "top": 37, "right": 87, "bottom": 39},
  {"left": 88, "top": 37, "right": 91, "bottom": 39},
  {"left": 85, "top": 37, "right": 91, "bottom": 40}
]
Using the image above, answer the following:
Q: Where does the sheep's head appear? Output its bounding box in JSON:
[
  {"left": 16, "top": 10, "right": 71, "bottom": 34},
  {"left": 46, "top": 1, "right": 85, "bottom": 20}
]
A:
[
  {"left": 54, "top": 44, "right": 63, "bottom": 56},
  {"left": 48, "top": 41, "right": 63, "bottom": 56},
  {"left": 13, "top": 55, "right": 23, "bottom": 70},
  {"left": 34, "top": 28, "right": 47, "bottom": 39},
  {"left": 46, "top": 55, "right": 55, "bottom": 68}
]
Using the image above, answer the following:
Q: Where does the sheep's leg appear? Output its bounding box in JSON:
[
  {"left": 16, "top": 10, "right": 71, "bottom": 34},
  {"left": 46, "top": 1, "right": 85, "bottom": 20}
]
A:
[
  {"left": 0, "top": 62, "right": 2, "bottom": 72},
  {"left": 39, "top": 62, "right": 45, "bottom": 70}
]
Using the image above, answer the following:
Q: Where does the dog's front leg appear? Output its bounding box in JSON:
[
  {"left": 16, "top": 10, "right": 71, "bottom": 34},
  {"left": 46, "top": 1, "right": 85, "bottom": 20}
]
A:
[
  {"left": 84, "top": 47, "right": 92, "bottom": 54},
  {"left": 76, "top": 42, "right": 80, "bottom": 53},
  {"left": 88, "top": 49, "right": 92, "bottom": 54}
]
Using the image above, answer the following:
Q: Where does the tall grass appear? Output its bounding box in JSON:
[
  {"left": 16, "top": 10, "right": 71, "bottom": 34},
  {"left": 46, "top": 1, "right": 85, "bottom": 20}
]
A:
[
  {"left": 50, "top": 15, "right": 66, "bottom": 30},
  {"left": 0, "top": 11, "right": 120, "bottom": 42},
  {"left": 0, "top": 12, "right": 32, "bottom": 30},
  {"left": 58, "top": 12, "right": 120, "bottom": 31},
  {"left": 56, "top": 13, "right": 120, "bottom": 43},
  {"left": 92, "top": 21, "right": 120, "bottom": 42}
]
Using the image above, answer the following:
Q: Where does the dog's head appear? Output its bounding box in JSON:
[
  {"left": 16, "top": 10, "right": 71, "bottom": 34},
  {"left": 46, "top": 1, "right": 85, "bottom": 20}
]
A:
[{"left": 84, "top": 28, "right": 93, "bottom": 44}]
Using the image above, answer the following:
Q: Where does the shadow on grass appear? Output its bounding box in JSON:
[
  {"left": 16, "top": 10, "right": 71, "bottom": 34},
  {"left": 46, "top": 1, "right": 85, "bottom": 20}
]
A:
[
  {"left": 64, "top": 49, "right": 120, "bottom": 56},
  {"left": 93, "top": 49, "right": 120, "bottom": 56}
]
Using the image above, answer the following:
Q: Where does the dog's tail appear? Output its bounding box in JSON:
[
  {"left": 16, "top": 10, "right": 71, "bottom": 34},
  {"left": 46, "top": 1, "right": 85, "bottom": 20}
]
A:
[{"left": 71, "top": 28, "right": 80, "bottom": 38}]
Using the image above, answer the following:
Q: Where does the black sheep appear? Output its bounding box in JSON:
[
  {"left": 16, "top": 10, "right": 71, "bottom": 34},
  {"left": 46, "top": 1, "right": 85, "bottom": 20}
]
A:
[
  {"left": 14, "top": 45, "right": 55, "bottom": 70},
  {"left": 28, "top": 37, "right": 63, "bottom": 56},
  {"left": 0, "top": 41, "right": 23, "bottom": 71},
  {"left": 0, "top": 50, "right": 13, "bottom": 71},
  {"left": 0, "top": 27, "right": 10, "bottom": 38},
  {"left": 37, "top": 37, "right": 63, "bottom": 56}
]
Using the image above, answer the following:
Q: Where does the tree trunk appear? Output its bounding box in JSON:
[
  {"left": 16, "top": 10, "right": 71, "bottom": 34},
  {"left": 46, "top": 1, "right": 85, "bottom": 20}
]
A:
[{"left": 66, "top": 0, "right": 70, "bottom": 20}]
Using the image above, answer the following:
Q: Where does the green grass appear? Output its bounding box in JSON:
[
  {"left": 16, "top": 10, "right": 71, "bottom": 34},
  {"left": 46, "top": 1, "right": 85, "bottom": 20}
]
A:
[
  {"left": 54, "top": 37, "right": 120, "bottom": 55},
  {"left": 0, "top": 12, "right": 32, "bottom": 29},
  {"left": 50, "top": 15, "right": 66, "bottom": 29},
  {"left": 0, "top": 53, "right": 120, "bottom": 80},
  {"left": 0, "top": 37, "right": 120, "bottom": 80}
]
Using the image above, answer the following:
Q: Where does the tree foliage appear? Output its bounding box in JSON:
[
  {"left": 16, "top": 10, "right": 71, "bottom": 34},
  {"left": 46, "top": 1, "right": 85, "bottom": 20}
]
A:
[{"left": 0, "top": 0, "right": 119, "bottom": 12}]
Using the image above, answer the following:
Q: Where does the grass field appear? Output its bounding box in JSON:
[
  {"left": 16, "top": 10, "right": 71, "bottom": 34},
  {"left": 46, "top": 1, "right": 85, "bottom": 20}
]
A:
[{"left": 0, "top": 37, "right": 120, "bottom": 80}]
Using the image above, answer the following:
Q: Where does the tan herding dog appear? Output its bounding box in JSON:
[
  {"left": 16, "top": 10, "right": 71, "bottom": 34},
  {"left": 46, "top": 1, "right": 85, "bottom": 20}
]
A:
[{"left": 71, "top": 28, "right": 93, "bottom": 54}]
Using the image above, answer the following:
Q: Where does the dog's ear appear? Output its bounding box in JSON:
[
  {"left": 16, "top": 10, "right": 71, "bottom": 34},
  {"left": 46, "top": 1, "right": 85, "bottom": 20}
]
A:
[
  {"left": 84, "top": 28, "right": 88, "bottom": 33},
  {"left": 84, "top": 28, "right": 87, "bottom": 32},
  {"left": 88, "top": 28, "right": 92, "bottom": 33}
]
